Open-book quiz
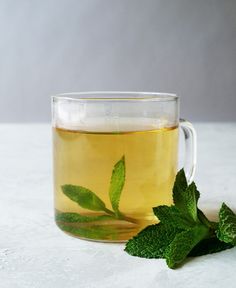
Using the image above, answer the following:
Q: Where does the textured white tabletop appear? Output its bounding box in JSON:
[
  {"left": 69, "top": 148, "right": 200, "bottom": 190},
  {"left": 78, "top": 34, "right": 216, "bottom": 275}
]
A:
[{"left": 1, "top": 123, "right": 236, "bottom": 288}]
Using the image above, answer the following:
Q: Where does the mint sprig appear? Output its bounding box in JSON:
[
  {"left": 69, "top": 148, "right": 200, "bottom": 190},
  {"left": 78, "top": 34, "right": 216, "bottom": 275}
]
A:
[
  {"left": 125, "top": 169, "right": 236, "bottom": 269},
  {"left": 57, "top": 156, "right": 137, "bottom": 231}
]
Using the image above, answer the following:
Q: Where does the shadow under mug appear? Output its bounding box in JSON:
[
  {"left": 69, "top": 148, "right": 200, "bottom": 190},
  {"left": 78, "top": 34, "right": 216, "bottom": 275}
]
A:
[{"left": 52, "top": 92, "right": 196, "bottom": 242}]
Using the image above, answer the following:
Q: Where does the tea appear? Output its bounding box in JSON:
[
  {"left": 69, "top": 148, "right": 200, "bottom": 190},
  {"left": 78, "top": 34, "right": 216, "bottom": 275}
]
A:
[{"left": 53, "top": 123, "right": 178, "bottom": 241}]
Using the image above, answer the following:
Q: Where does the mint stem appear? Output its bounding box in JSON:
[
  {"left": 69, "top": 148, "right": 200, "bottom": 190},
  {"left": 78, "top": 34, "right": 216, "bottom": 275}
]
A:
[
  {"left": 117, "top": 212, "right": 139, "bottom": 224},
  {"left": 198, "top": 209, "right": 218, "bottom": 231},
  {"left": 103, "top": 207, "right": 138, "bottom": 224},
  {"left": 103, "top": 207, "right": 116, "bottom": 216}
]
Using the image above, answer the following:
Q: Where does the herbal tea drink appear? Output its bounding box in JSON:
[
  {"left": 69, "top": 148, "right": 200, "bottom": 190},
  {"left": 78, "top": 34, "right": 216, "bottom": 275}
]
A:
[
  {"left": 52, "top": 92, "right": 196, "bottom": 242},
  {"left": 54, "top": 124, "right": 178, "bottom": 241}
]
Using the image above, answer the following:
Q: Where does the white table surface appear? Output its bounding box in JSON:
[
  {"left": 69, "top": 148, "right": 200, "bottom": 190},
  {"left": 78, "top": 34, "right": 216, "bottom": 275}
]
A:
[{"left": 1, "top": 123, "right": 236, "bottom": 288}]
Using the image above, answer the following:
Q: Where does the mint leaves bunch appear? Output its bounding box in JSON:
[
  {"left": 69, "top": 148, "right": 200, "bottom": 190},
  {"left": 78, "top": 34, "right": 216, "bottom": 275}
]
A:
[
  {"left": 56, "top": 156, "right": 137, "bottom": 230},
  {"left": 125, "top": 169, "right": 236, "bottom": 268}
]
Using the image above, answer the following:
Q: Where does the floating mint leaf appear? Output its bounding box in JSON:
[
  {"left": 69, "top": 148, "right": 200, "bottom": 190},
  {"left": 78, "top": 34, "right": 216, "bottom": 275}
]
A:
[
  {"left": 61, "top": 156, "right": 137, "bottom": 224},
  {"left": 62, "top": 185, "right": 111, "bottom": 212},
  {"left": 217, "top": 203, "right": 236, "bottom": 245},
  {"left": 153, "top": 205, "right": 195, "bottom": 230},
  {"left": 125, "top": 223, "right": 182, "bottom": 258},
  {"left": 56, "top": 212, "right": 114, "bottom": 223},
  {"left": 109, "top": 156, "right": 125, "bottom": 215},
  {"left": 57, "top": 223, "right": 118, "bottom": 240},
  {"left": 165, "top": 225, "right": 209, "bottom": 268}
]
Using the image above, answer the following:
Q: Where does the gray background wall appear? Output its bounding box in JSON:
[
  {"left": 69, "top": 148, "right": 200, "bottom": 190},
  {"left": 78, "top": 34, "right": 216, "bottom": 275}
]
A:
[{"left": 0, "top": 0, "right": 235, "bottom": 122}]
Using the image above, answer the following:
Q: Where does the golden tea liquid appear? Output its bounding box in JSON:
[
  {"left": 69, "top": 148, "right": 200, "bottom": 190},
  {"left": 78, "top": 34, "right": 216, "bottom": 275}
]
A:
[{"left": 53, "top": 124, "right": 178, "bottom": 241}]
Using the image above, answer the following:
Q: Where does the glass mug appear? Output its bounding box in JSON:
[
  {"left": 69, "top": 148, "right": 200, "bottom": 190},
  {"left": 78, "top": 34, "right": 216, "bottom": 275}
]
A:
[{"left": 52, "top": 92, "right": 196, "bottom": 242}]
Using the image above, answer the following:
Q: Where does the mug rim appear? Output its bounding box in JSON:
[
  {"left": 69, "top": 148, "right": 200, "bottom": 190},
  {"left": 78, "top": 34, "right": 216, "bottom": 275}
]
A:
[{"left": 51, "top": 91, "right": 178, "bottom": 102}]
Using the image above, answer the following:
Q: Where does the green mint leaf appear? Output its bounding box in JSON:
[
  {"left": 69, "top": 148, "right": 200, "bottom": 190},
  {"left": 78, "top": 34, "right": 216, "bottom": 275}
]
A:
[
  {"left": 183, "top": 182, "right": 200, "bottom": 222},
  {"left": 165, "top": 225, "right": 209, "bottom": 268},
  {"left": 217, "top": 203, "right": 236, "bottom": 245},
  {"left": 62, "top": 185, "right": 109, "bottom": 212},
  {"left": 153, "top": 205, "right": 195, "bottom": 229},
  {"left": 125, "top": 223, "right": 182, "bottom": 258},
  {"left": 57, "top": 223, "right": 118, "bottom": 240},
  {"left": 173, "top": 170, "right": 200, "bottom": 217},
  {"left": 109, "top": 156, "right": 125, "bottom": 215},
  {"left": 56, "top": 212, "right": 114, "bottom": 223},
  {"left": 189, "top": 236, "right": 234, "bottom": 257},
  {"left": 173, "top": 169, "right": 199, "bottom": 223},
  {"left": 173, "top": 168, "right": 188, "bottom": 205}
]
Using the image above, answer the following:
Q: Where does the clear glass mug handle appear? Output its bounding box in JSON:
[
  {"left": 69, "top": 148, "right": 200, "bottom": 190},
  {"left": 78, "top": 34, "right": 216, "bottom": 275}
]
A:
[{"left": 180, "top": 119, "right": 197, "bottom": 183}]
